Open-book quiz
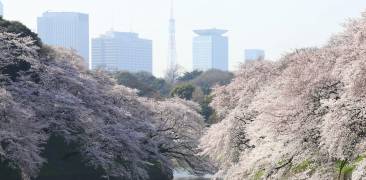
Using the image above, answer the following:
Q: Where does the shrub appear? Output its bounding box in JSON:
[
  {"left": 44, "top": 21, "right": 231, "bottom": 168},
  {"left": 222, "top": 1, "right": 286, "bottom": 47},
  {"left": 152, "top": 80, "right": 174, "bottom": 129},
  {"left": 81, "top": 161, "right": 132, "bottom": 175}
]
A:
[{"left": 170, "top": 84, "right": 195, "bottom": 100}]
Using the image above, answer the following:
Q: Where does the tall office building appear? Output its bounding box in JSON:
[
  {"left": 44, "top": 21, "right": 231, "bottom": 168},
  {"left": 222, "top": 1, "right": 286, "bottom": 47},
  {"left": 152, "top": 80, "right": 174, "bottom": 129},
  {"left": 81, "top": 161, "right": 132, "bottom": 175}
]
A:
[
  {"left": 193, "top": 28, "right": 228, "bottom": 71},
  {"left": 245, "top": 49, "right": 265, "bottom": 63},
  {"left": 37, "top": 12, "right": 89, "bottom": 66},
  {"left": 91, "top": 31, "right": 153, "bottom": 73},
  {"left": 0, "top": 1, "right": 4, "bottom": 17}
]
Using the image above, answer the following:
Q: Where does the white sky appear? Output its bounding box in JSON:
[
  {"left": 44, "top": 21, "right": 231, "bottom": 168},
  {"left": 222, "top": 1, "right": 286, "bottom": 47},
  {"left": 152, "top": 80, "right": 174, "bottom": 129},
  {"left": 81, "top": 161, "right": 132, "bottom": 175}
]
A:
[{"left": 2, "top": 0, "right": 366, "bottom": 76}]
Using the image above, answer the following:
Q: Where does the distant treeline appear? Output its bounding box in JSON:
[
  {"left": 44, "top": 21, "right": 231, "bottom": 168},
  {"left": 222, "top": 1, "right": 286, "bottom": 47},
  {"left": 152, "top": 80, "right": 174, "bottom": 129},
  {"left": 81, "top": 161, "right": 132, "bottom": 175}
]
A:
[{"left": 112, "top": 69, "right": 233, "bottom": 123}]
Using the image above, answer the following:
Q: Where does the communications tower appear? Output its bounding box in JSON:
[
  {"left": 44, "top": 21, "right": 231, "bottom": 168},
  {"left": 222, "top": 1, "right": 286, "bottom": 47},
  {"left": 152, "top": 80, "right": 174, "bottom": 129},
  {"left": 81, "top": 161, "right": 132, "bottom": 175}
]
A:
[{"left": 167, "top": 0, "right": 177, "bottom": 69}]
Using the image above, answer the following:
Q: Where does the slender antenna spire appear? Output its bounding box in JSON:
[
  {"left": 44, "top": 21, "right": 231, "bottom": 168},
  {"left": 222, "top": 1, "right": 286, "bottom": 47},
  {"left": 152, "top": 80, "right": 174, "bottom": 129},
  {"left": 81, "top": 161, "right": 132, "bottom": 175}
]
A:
[
  {"left": 170, "top": 0, "right": 174, "bottom": 19},
  {"left": 167, "top": 0, "right": 177, "bottom": 70}
]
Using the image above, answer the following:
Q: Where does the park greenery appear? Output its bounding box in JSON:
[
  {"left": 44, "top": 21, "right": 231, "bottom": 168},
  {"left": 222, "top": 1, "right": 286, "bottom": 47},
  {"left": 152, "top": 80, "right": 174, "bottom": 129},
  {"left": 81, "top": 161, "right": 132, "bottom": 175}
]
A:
[{"left": 113, "top": 69, "right": 233, "bottom": 123}]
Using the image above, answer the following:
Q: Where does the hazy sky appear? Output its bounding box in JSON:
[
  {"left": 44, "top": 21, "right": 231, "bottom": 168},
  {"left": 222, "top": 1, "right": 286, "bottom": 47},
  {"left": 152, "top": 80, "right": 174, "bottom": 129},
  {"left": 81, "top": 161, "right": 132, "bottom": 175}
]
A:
[{"left": 2, "top": 0, "right": 366, "bottom": 76}]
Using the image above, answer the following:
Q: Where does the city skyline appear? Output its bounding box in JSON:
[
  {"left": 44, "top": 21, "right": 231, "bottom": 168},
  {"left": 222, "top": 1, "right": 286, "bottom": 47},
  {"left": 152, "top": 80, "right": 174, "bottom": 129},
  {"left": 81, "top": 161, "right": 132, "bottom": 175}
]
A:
[{"left": 2, "top": 0, "right": 366, "bottom": 76}]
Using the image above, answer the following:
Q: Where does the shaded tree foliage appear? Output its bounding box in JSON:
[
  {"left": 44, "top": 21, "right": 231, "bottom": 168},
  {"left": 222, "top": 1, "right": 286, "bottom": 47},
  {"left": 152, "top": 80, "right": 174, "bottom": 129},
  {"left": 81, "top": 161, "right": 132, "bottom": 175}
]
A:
[
  {"left": 113, "top": 71, "right": 171, "bottom": 98},
  {"left": 200, "top": 96, "right": 215, "bottom": 124},
  {"left": 0, "top": 17, "right": 42, "bottom": 47},
  {"left": 134, "top": 71, "right": 171, "bottom": 96},
  {"left": 176, "top": 69, "right": 233, "bottom": 122},
  {"left": 170, "top": 84, "right": 195, "bottom": 100},
  {"left": 188, "top": 69, "right": 233, "bottom": 95},
  {"left": 178, "top": 70, "right": 203, "bottom": 82},
  {"left": 34, "top": 136, "right": 108, "bottom": 180}
]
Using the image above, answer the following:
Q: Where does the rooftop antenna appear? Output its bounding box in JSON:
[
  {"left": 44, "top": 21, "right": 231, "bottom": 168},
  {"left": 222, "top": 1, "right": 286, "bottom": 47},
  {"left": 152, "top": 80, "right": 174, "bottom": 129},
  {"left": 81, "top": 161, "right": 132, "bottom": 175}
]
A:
[{"left": 170, "top": 0, "right": 174, "bottom": 19}]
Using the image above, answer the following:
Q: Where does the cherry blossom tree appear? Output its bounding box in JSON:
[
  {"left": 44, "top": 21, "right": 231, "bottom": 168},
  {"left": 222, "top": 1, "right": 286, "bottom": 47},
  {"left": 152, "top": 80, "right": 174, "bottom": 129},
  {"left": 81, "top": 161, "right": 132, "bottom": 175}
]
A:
[
  {"left": 143, "top": 98, "right": 215, "bottom": 176},
  {"left": 201, "top": 11, "right": 366, "bottom": 180},
  {"left": 0, "top": 28, "right": 213, "bottom": 180}
]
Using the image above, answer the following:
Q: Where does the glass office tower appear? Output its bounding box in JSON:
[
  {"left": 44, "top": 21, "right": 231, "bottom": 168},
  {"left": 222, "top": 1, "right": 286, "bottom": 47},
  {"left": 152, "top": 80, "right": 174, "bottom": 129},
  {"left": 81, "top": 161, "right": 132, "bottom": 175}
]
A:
[
  {"left": 37, "top": 12, "right": 89, "bottom": 67},
  {"left": 92, "top": 31, "right": 153, "bottom": 73}
]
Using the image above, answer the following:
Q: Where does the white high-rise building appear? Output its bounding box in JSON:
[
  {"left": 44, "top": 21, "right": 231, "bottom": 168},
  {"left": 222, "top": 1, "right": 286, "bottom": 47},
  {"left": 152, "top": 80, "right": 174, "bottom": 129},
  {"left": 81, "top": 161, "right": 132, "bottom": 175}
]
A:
[
  {"left": 192, "top": 29, "right": 229, "bottom": 71},
  {"left": 91, "top": 31, "right": 152, "bottom": 73},
  {"left": 245, "top": 49, "right": 265, "bottom": 63},
  {"left": 37, "top": 12, "right": 89, "bottom": 67}
]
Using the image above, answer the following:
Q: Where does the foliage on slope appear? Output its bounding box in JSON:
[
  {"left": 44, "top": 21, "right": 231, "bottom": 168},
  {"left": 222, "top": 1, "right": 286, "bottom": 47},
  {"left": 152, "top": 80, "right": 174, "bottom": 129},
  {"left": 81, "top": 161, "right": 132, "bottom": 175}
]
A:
[
  {"left": 0, "top": 29, "right": 210, "bottom": 179},
  {"left": 201, "top": 12, "right": 366, "bottom": 180},
  {"left": 0, "top": 32, "right": 166, "bottom": 179}
]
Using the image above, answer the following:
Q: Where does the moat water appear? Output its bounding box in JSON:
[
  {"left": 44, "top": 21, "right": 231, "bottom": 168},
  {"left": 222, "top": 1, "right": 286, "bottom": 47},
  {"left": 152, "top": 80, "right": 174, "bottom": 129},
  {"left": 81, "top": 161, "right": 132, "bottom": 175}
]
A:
[
  {"left": 174, "top": 178, "right": 210, "bottom": 180},
  {"left": 173, "top": 172, "right": 212, "bottom": 180}
]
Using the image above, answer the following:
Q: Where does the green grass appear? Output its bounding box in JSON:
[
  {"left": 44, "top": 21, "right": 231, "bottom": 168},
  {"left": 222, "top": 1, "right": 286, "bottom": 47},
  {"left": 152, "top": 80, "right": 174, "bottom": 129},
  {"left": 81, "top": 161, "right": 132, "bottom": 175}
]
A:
[
  {"left": 342, "top": 164, "right": 356, "bottom": 175},
  {"left": 354, "top": 155, "right": 365, "bottom": 163},
  {"left": 335, "top": 155, "right": 365, "bottom": 178},
  {"left": 252, "top": 169, "right": 265, "bottom": 180},
  {"left": 335, "top": 159, "right": 357, "bottom": 179},
  {"left": 292, "top": 160, "right": 311, "bottom": 174}
]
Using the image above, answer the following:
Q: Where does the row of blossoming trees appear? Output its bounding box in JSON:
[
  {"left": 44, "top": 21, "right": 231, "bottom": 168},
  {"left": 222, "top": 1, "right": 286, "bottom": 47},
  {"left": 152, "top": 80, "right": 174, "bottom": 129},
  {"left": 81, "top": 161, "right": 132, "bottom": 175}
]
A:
[
  {"left": 5, "top": 10, "right": 366, "bottom": 180},
  {"left": 200, "top": 12, "right": 366, "bottom": 180},
  {"left": 0, "top": 18, "right": 214, "bottom": 180}
]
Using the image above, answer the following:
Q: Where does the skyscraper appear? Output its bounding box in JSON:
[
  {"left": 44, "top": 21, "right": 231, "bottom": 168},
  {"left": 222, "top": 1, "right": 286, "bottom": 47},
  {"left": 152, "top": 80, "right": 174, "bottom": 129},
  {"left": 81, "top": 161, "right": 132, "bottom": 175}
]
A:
[
  {"left": 0, "top": 1, "right": 4, "bottom": 17},
  {"left": 245, "top": 49, "right": 265, "bottom": 63},
  {"left": 37, "top": 12, "right": 89, "bottom": 67},
  {"left": 91, "top": 31, "right": 152, "bottom": 73},
  {"left": 193, "top": 28, "right": 229, "bottom": 71}
]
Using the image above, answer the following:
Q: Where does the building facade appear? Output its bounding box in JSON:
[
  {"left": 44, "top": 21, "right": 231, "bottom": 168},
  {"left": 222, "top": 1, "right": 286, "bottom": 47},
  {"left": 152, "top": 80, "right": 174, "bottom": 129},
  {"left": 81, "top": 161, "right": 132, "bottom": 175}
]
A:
[
  {"left": 245, "top": 49, "right": 265, "bottom": 63},
  {"left": 91, "top": 31, "right": 152, "bottom": 73},
  {"left": 37, "top": 12, "right": 89, "bottom": 67},
  {"left": 193, "top": 29, "right": 228, "bottom": 71}
]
